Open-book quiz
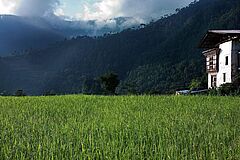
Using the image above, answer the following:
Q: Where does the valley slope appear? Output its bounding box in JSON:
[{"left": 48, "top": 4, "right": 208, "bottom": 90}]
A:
[
  {"left": 0, "top": 0, "right": 240, "bottom": 95},
  {"left": 0, "top": 15, "right": 141, "bottom": 56}
]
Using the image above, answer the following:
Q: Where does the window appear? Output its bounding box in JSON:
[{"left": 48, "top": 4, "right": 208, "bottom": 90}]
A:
[
  {"left": 206, "top": 55, "right": 217, "bottom": 72},
  {"left": 225, "top": 56, "right": 228, "bottom": 65},
  {"left": 223, "top": 73, "right": 226, "bottom": 82},
  {"left": 211, "top": 75, "right": 217, "bottom": 88},
  {"left": 209, "top": 57, "right": 214, "bottom": 69}
]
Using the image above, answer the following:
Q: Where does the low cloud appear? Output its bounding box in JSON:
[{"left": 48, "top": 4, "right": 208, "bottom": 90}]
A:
[
  {"left": 121, "top": 0, "right": 193, "bottom": 19},
  {"left": 0, "top": 0, "right": 18, "bottom": 15},
  {"left": 78, "top": 0, "right": 194, "bottom": 21},
  {"left": 79, "top": 0, "right": 123, "bottom": 20},
  {"left": 0, "top": 0, "right": 194, "bottom": 22},
  {"left": 15, "top": 0, "right": 60, "bottom": 17}
]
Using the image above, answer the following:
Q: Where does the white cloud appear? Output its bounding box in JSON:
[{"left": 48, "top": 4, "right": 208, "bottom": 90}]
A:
[
  {"left": 54, "top": 5, "right": 65, "bottom": 16},
  {"left": 0, "top": 0, "right": 62, "bottom": 17},
  {"left": 0, "top": 0, "right": 194, "bottom": 21},
  {"left": 75, "top": 0, "right": 194, "bottom": 21},
  {"left": 78, "top": 0, "right": 123, "bottom": 21},
  {"left": 0, "top": 0, "right": 18, "bottom": 15},
  {"left": 15, "top": 0, "right": 60, "bottom": 17}
]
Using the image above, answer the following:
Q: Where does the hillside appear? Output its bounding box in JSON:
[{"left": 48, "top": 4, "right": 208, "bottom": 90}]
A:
[
  {"left": 0, "top": 0, "right": 240, "bottom": 95},
  {"left": 0, "top": 15, "right": 64, "bottom": 56},
  {"left": 0, "top": 15, "right": 141, "bottom": 56}
]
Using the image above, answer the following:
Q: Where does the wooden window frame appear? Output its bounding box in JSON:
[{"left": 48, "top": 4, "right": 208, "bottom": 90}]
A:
[
  {"left": 204, "top": 48, "right": 219, "bottom": 73},
  {"left": 206, "top": 55, "right": 217, "bottom": 72},
  {"left": 211, "top": 75, "right": 217, "bottom": 88}
]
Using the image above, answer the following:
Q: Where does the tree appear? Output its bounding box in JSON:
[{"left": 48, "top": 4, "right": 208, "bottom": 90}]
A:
[
  {"left": 99, "top": 72, "right": 120, "bottom": 95},
  {"left": 0, "top": 90, "right": 10, "bottom": 96},
  {"left": 117, "top": 81, "right": 139, "bottom": 95},
  {"left": 82, "top": 78, "right": 102, "bottom": 95},
  {"left": 189, "top": 79, "right": 201, "bottom": 90},
  {"left": 15, "top": 90, "right": 26, "bottom": 96},
  {"left": 43, "top": 90, "right": 56, "bottom": 96}
]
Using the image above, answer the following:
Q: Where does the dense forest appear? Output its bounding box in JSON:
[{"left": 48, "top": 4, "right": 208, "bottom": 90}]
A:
[
  {"left": 0, "top": 16, "right": 142, "bottom": 56},
  {"left": 0, "top": 0, "right": 240, "bottom": 95}
]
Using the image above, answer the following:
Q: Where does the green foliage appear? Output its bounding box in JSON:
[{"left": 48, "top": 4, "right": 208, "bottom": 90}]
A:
[
  {"left": 208, "top": 83, "right": 240, "bottom": 96},
  {"left": 119, "top": 61, "right": 204, "bottom": 94},
  {"left": 218, "top": 83, "right": 240, "bottom": 96},
  {"left": 0, "top": 90, "right": 11, "bottom": 96},
  {"left": 43, "top": 90, "right": 56, "bottom": 96},
  {"left": 190, "top": 79, "right": 202, "bottom": 90},
  {"left": 99, "top": 72, "right": 120, "bottom": 95},
  {"left": 117, "top": 82, "right": 139, "bottom": 95},
  {"left": 0, "top": 95, "right": 240, "bottom": 159},
  {"left": 15, "top": 90, "right": 26, "bottom": 97},
  {"left": 208, "top": 88, "right": 219, "bottom": 96},
  {"left": 82, "top": 78, "right": 102, "bottom": 95},
  {"left": 0, "top": 0, "right": 240, "bottom": 95}
]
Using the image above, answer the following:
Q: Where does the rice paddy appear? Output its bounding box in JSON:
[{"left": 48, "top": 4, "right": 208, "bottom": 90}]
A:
[{"left": 0, "top": 95, "right": 239, "bottom": 159}]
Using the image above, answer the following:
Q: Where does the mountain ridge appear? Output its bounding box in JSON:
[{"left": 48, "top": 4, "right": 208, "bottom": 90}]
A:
[
  {"left": 0, "top": 0, "right": 240, "bottom": 95},
  {"left": 0, "top": 15, "right": 142, "bottom": 56}
]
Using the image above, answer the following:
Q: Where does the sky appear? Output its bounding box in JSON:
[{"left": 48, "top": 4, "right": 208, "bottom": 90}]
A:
[{"left": 0, "top": 0, "right": 194, "bottom": 21}]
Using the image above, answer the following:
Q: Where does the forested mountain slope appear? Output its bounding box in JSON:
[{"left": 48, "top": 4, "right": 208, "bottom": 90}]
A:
[
  {"left": 0, "top": 15, "right": 141, "bottom": 56},
  {"left": 0, "top": 0, "right": 240, "bottom": 95},
  {"left": 0, "top": 15, "right": 64, "bottom": 56}
]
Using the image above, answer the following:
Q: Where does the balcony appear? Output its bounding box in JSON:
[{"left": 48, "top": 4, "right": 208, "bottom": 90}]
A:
[{"left": 203, "top": 48, "right": 219, "bottom": 73}]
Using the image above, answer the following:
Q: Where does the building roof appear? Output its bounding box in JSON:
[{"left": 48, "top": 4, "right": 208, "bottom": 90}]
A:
[{"left": 199, "top": 30, "right": 240, "bottom": 48}]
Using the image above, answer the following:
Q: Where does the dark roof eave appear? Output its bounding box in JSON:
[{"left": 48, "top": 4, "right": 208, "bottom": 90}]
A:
[{"left": 199, "top": 30, "right": 240, "bottom": 49}]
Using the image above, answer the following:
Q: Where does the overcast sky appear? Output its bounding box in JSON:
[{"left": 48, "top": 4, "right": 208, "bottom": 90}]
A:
[{"left": 0, "top": 0, "right": 194, "bottom": 20}]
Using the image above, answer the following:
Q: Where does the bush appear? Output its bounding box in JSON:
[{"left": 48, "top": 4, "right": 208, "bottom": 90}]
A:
[
  {"left": 189, "top": 79, "right": 201, "bottom": 90},
  {"left": 15, "top": 90, "right": 26, "bottom": 97},
  {"left": 218, "top": 83, "right": 236, "bottom": 96},
  {"left": 209, "top": 83, "right": 240, "bottom": 96},
  {"left": 43, "top": 90, "right": 56, "bottom": 96},
  {"left": 0, "top": 91, "right": 11, "bottom": 96},
  {"left": 208, "top": 88, "right": 218, "bottom": 96}
]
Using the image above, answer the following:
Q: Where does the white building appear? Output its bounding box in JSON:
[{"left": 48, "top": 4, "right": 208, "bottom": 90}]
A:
[{"left": 199, "top": 30, "right": 240, "bottom": 88}]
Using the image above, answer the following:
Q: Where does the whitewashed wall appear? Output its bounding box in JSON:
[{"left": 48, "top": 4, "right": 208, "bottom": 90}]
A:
[{"left": 216, "top": 41, "right": 232, "bottom": 87}]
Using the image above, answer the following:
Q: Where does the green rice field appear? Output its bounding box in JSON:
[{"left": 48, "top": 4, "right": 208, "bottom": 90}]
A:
[{"left": 0, "top": 95, "right": 239, "bottom": 159}]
